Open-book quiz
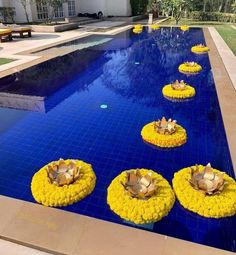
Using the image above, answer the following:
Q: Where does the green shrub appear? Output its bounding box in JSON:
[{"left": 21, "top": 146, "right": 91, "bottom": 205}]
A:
[
  {"left": 130, "top": 0, "right": 148, "bottom": 16},
  {"left": 190, "top": 11, "right": 236, "bottom": 23}
]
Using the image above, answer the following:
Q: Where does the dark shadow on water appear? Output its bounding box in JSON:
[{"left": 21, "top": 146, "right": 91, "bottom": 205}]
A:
[
  {"left": 142, "top": 140, "right": 186, "bottom": 151},
  {"left": 163, "top": 96, "right": 195, "bottom": 103}
]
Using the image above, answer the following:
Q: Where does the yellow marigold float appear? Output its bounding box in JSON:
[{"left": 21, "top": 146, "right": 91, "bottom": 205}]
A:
[
  {"left": 178, "top": 61, "right": 202, "bottom": 74},
  {"left": 180, "top": 25, "right": 189, "bottom": 31},
  {"left": 31, "top": 159, "right": 96, "bottom": 207},
  {"left": 191, "top": 44, "right": 210, "bottom": 54},
  {"left": 173, "top": 163, "right": 236, "bottom": 218},
  {"left": 134, "top": 24, "right": 143, "bottom": 29},
  {"left": 133, "top": 28, "right": 143, "bottom": 34},
  {"left": 151, "top": 24, "right": 160, "bottom": 30},
  {"left": 141, "top": 117, "right": 187, "bottom": 148},
  {"left": 107, "top": 169, "right": 175, "bottom": 224},
  {"left": 133, "top": 24, "right": 143, "bottom": 34},
  {"left": 162, "top": 80, "right": 196, "bottom": 100}
]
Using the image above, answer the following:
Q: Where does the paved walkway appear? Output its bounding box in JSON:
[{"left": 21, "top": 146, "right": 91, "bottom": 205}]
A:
[
  {"left": 209, "top": 27, "right": 236, "bottom": 91},
  {"left": 0, "top": 30, "right": 89, "bottom": 76},
  {"left": 0, "top": 239, "right": 51, "bottom": 255},
  {"left": 0, "top": 30, "right": 88, "bottom": 56},
  {"left": 0, "top": 22, "right": 132, "bottom": 77}
]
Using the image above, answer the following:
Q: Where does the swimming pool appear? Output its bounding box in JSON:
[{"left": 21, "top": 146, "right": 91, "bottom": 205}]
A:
[{"left": 0, "top": 27, "right": 235, "bottom": 252}]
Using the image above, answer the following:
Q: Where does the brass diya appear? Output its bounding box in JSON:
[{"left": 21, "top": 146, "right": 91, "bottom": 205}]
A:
[
  {"left": 189, "top": 163, "right": 226, "bottom": 195},
  {"left": 122, "top": 170, "right": 157, "bottom": 199},
  {"left": 184, "top": 61, "right": 198, "bottom": 67},
  {"left": 154, "top": 117, "right": 177, "bottom": 135},
  {"left": 171, "top": 80, "right": 187, "bottom": 91},
  {"left": 195, "top": 43, "right": 206, "bottom": 48},
  {"left": 46, "top": 159, "right": 81, "bottom": 186},
  {"left": 195, "top": 43, "right": 207, "bottom": 48}
]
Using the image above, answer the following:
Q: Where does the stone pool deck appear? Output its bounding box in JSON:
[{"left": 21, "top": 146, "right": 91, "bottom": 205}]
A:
[
  {"left": 204, "top": 28, "right": 236, "bottom": 172},
  {"left": 0, "top": 26, "right": 236, "bottom": 255},
  {"left": 0, "top": 30, "right": 88, "bottom": 78},
  {"left": 0, "top": 196, "right": 234, "bottom": 255},
  {"left": 0, "top": 239, "right": 50, "bottom": 255},
  {"left": 0, "top": 23, "right": 132, "bottom": 78}
]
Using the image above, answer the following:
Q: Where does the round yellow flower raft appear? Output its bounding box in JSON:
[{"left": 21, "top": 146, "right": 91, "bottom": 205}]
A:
[
  {"left": 191, "top": 44, "right": 209, "bottom": 54},
  {"left": 134, "top": 24, "right": 143, "bottom": 29},
  {"left": 107, "top": 169, "right": 175, "bottom": 224},
  {"left": 133, "top": 24, "right": 143, "bottom": 34},
  {"left": 133, "top": 28, "right": 143, "bottom": 34},
  {"left": 151, "top": 24, "right": 160, "bottom": 30},
  {"left": 162, "top": 80, "right": 196, "bottom": 100},
  {"left": 173, "top": 163, "right": 236, "bottom": 218},
  {"left": 179, "top": 61, "right": 202, "bottom": 74},
  {"left": 141, "top": 117, "right": 187, "bottom": 148},
  {"left": 31, "top": 159, "right": 96, "bottom": 207},
  {"left": 180, "top": 25, "right": 189, "bottom": 31}
]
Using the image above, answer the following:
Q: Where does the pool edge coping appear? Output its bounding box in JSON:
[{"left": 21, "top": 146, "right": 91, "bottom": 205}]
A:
[
  {"left": 204, "top": 27, "right": 236, "bottom": 174},
  {"left": 0, "top": 195, "right": 234, "bottom": 255}
]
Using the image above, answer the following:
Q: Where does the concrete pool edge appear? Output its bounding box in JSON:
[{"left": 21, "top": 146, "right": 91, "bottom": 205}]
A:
[
  {"left": 0, "top": 27, "right": 235, "bottom": 254},
  {"left": 0, "top": 195, "right": 234, "bottom": 255},
  {"left": 203, "top": 27, "right": 236, "bottom": 174}
]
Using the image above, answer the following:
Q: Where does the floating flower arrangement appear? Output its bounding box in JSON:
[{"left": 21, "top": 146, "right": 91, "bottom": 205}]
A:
[
  {"left": 162, "top": 80, "right": 196, "bottom": 101},
  {"left": 180, "top": 25, "right": 189, "bottom": 31},
  {"left": 31, "top": 159, "right": 96, "bottom": 207},
  {"left": 151, "top": 24, "right": 160, "bottom": 30},
  {"left": 133, "top": 24, "right": 143, "bottom": 34},
  {"left": 191, "top": 44, "right": 210, "bottom": 54},
  {"left": 134, "top": 24, "right": 143, "bottom": 29},
  {"left": 107, "top": 169, "right": 175, "bottom": 224},
  {"left": 178, "top": 61, "right": 202, "bottom": 74},
  {"left": 173, "top": 163, "right": 236, "bottom": 218},
  {"left": 141, "top": 117, "right": 187, "bottom": 148},
  {"left": 133, "top": 28, "right": 143, "bottom": 34}
]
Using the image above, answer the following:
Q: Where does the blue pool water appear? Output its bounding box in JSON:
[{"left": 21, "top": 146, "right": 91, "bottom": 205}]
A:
[{"left": 0, "top": 28, "right": 235, "bottom": 251}]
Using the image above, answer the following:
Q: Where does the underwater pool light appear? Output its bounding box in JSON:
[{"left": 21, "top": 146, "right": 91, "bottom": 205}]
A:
[{"left": 100, "top": 104, "right": 108, "bottom": 109}]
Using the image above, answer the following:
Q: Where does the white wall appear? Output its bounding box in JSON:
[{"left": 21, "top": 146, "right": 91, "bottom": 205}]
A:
[
  {"left": 106, "top": 0, "right": 131, "bottom": 16},
  {"left": 79, "top": 0, "right": 131, "bottom": 16},
  {"left": 12, "top": 0, "right": 33, "bottom": 23},
  {"left": 1, "top": 0, "right": 33, "bottom": 23},
  {"left": 79, "top": 0, "right": 106, "bottom": 15},
  {"left": 0, "top": 0, "right": 10, "bottom": 6}
]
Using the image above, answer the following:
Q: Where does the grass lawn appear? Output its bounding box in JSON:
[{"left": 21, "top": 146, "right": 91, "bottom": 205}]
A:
[
  {"left": 161, "top": 18, "right": 228, "bottom": 26},
  {"left": 215, "top": 25, "right": 236, "bottom": 55},
  {"left": 161, "top": 19, "right": 236, "bottom": 55},
  {"left": 0, "top": 58, "right": 14, "bottom": 65}
]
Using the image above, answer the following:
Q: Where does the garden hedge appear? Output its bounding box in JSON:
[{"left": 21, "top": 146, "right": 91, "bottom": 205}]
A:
[{"left": 189, "top": 11, "right": 236, "bottom": 23}]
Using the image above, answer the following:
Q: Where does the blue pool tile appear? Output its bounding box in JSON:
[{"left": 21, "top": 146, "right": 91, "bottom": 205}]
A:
[{"left": 0, "top": 27, "right": 235, "bottom": 252}]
